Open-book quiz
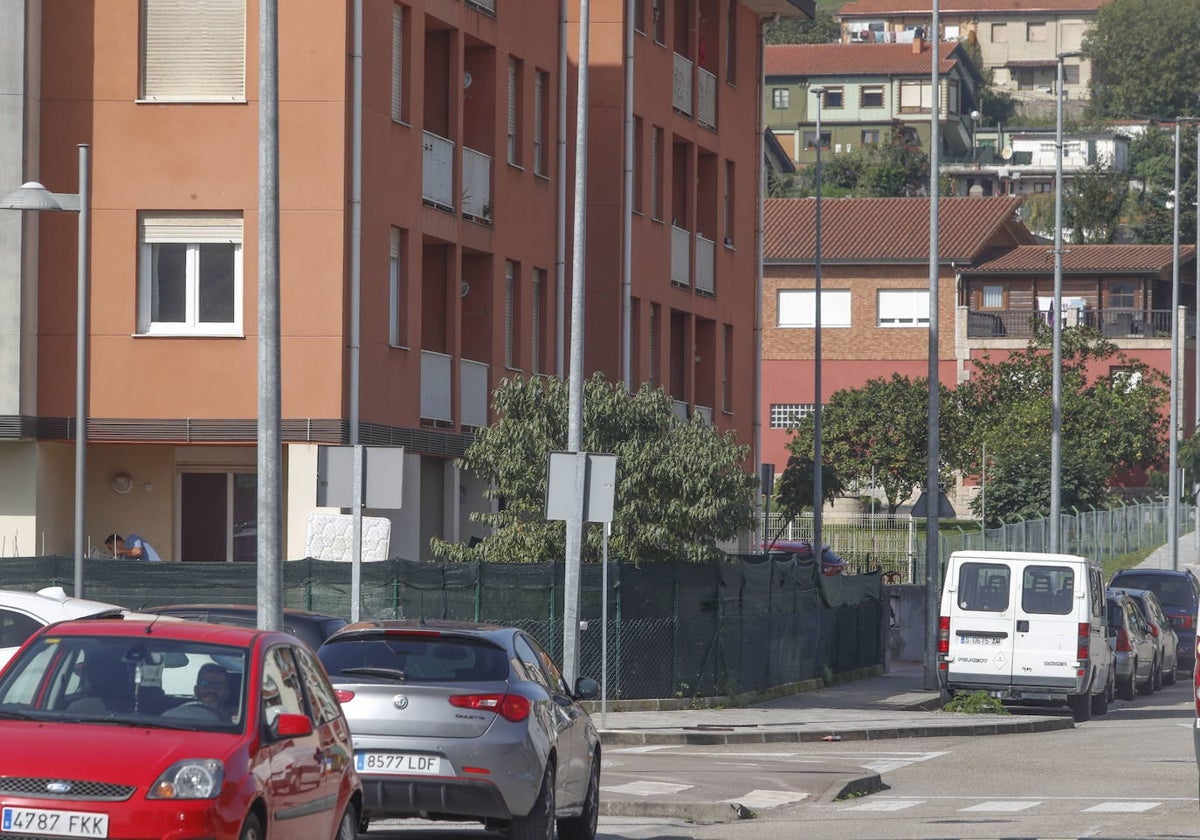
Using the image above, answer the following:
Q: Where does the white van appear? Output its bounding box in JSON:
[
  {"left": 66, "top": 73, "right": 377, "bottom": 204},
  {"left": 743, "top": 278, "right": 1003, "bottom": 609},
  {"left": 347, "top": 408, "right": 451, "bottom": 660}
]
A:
[{"left": 937, "top": 550, "right": 1114, "bottom": 722}]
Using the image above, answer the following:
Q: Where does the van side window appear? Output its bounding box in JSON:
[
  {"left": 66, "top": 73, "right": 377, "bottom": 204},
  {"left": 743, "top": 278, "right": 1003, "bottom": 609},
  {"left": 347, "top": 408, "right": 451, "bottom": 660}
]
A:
[
  {"left": 1022, "top": 565, "right": 1074, "bottom": 615},
  {"left": 957, "top": 563, "right": 1009, "bottom": 611}
]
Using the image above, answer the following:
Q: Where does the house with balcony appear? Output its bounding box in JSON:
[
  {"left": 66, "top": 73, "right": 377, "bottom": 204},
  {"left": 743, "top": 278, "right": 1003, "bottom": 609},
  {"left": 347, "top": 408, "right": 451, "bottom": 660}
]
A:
[
  {"left": 761, "top": 195, "right": 1196, "bottom": 484},
  {"left": 764, "top": 40, "right": 983, "bottom": 168},
  {"left": 836, "top": 0, "right": 1105, "bottom": 118},
  {"left": 0, "top": 0, "right": 808, "bottom": 562}
]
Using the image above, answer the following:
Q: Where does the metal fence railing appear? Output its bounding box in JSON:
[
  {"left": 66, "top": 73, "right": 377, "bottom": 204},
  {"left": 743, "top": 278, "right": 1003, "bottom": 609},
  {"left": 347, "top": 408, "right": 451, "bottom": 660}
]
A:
[{"left": 759, "top": 499, "right": 1193, "bottom": 586}]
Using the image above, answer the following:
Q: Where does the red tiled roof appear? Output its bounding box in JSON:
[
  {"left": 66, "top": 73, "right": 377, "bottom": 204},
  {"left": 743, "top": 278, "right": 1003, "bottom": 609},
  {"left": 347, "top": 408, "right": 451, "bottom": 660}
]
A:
[
  {"left": 964, "top": 244, "right": 1197, "bottom": 274},
  {"left": 838, "top": 0, "right": 1109, "bottom": 16},
  {"left": 764, "top": 196, "right": 1032, "bottom": 262},
  {"left": 765, "top": 42, "right": 963, "bottom": 77}
]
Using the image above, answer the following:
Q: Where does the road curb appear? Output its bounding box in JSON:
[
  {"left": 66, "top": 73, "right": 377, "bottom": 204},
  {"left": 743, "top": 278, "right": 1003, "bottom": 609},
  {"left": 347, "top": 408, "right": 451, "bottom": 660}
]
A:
[{"left": 598, "top": 799, "right": 752, "bottom": 823}]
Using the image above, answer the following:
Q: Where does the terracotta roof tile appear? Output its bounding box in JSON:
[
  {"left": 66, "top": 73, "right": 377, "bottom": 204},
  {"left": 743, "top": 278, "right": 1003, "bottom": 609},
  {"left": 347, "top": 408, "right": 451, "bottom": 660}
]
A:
[
  {"left": 838, "top": 0, "right": 1109, "bottom": 16},
  {"left": 965, "top": 244, "right": 1197, "bottom": 274},
  {"left": 765, "top": 42, "right": 964, "bottom": 78},
  {"left": 764, "top": 196, "right": 1032, "bottom": 262}
]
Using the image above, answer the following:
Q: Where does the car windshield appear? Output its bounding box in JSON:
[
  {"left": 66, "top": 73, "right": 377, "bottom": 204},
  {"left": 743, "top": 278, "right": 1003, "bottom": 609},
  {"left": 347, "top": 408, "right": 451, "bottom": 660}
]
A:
[{"left": 0, "top": 634, "right": 247, "bottom": 732}]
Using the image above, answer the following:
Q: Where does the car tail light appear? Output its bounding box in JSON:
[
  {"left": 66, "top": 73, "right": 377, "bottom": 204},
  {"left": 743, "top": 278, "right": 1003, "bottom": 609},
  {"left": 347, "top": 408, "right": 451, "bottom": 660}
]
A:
[
  {"left": 334, "top": 689, "right": 355, "bottom": 703},
  {"left": 1077, "top": 622, "right": 1089, "bottom": 660},
  {"left": 937, "top": 616, "right": 950, "bottom": 655},
  {"left": 1177, "top": 615, "right": 1194, "bottom": 630},
  {"left": 1149, "top": 623, "right": 1160, "bottom": 638},
  {"left": 449, "top": 693, "right": 531, "bottom": 722},
  {"left": 1115, "top": 627, "right": 1132, "bottom": 653}
]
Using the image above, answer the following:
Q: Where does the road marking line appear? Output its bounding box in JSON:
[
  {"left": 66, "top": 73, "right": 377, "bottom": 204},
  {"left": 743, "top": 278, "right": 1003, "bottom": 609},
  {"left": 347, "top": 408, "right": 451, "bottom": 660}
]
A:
[
  {"left": 841, "top": 800, "right": 923, "bottom": 811},
  {"left": 601, "top": 781, "right": 693, "bottom": 796},
  {"left": 959, "top": 800, "right": 1042, "bottom": 812},
  {"left": 726, "top": 790, "right": 810, "bottom": 809},
  {"left": 1082, "top": 801, "right": 1160, "bottom": 812}
]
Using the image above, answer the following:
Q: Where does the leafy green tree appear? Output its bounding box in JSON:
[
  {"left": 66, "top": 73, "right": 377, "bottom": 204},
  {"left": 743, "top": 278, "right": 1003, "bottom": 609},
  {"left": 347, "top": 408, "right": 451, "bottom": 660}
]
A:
[
  {"left": 947, "top": 326, "right": 1168, "bottom": 525},
  {"left": 1020, "top": 163, "right": 1129, "bottom": 244},
  {"left": 804, "top": 128, "right": 935, "bottom": 198},
  {"left": 430, "top": 374, "right": 758, "bottom": 564},
  {"left": 765, "top": 12, "right": 840, "bottom": 44},
  {"left": 785, "top": 375, "right": 954, "bottom": 513},
  {"left": 1084, "top": 0, "right": 1200, "bottom": 121},
  {"left": 1126, "top": 125, "right": 1197, "bottom": 245},
  {"left": 775, "top": 454, "right": 844, "bottom": 519}
]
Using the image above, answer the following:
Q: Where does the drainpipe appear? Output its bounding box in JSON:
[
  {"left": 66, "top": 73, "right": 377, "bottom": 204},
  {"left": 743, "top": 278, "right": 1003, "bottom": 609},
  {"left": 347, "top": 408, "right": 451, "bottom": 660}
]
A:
[
  {"left": 557, "top": 0, "right": 569, "bottom": 375},
  {"left": 621, "top": 0, "right": 634, "bottom": 390}
]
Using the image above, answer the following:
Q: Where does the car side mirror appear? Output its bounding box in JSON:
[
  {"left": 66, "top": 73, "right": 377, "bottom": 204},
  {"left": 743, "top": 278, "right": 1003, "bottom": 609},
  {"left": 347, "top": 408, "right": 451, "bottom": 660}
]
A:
[
  {"left": 574, "top": 676, "right": 600, "bottom": 701},
  {"left": 272, "top": 712, "right": 314, "bottom": 738}
]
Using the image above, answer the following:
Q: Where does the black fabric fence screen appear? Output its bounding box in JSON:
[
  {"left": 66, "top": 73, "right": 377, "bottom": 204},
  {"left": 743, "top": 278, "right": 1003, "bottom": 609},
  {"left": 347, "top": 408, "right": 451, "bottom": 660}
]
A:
[{"left": 1, "top": 554, "right": 882, "bottom": 700}]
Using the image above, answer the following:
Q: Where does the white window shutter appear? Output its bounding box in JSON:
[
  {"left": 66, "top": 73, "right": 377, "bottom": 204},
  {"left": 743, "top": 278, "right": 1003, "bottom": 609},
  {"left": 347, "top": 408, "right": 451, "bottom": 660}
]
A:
[
  {"left": 533, "top": 72, "right": 545, "bottom": 174},
  {"left": 391, "top": 5, "right": 404, "bottom": 121},
  {"left": 507, "top": 59, "right": 519, "bottom": 164},
  {"left": 140, "top": 212, "right": 243, "bottom": 243},
  {"left": 141, "top": 0, "right": 246, "bottom": 101}
]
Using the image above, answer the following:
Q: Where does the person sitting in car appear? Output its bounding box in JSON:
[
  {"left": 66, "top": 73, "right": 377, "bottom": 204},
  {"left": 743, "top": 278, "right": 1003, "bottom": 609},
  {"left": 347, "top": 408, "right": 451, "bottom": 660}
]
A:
[{"left": 163, "top": 663, "right": 235, "bottom": 722}]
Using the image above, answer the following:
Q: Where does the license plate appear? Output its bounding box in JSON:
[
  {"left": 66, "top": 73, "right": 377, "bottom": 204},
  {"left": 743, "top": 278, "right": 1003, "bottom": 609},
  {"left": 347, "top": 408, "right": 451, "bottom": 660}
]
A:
[
  {"left": 960, "top": 636, "right": 1001, "bottom": 646},
  {"left": 355, "top": 752, "right": 447, "bottom": 776},
  {"left": 2, "top": 807, "right": 108, "bottom": 839}
]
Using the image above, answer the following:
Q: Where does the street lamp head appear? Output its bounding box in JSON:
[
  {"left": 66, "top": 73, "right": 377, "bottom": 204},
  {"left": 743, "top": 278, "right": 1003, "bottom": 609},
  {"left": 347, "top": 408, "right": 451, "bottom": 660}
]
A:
[
  {"left": 970, "top": 110, "right": 981, "bottom": 121},
  {"left": 811, "top": 86, "right": 826, "bottom": 97},
  {"left": 0, "top": 182, "right": 65, "bottom": 212},
  {"left": 1057, "top": 50, "right": 1082, "bottom": 60}
]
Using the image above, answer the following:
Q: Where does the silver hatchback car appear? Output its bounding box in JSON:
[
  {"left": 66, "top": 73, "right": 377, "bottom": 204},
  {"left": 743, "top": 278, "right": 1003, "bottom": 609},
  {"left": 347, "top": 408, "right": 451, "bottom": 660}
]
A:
[{"left": 318, "top": 619, "right": 601, "bottom": 840}]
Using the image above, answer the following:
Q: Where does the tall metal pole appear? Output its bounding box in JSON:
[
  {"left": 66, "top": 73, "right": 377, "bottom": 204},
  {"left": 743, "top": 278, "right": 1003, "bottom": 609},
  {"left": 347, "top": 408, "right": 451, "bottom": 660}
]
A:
[
  {"left": 1170, "top": 120, "right": 1181, "bottom": 571},
  {"left": 1195, "top": 125, "right": 1200, "bottom": 566},
  {"left": 1050, "top": 52, "right": 1074, "bottom": 553},
  {"left": 74, "top": 145, "right": 91, "bottom": 596},
  {"left": 563, "top": 0, "right": 591, "bottom": 686},
  {"left": 257, "top": 0, "right": 283, "bottom": 631},
  {"left": 811, "top": 87, "right": 825, "bottom": 557},
  {"left": 923, "top": 2, "right": 941, "bottom": 691}
]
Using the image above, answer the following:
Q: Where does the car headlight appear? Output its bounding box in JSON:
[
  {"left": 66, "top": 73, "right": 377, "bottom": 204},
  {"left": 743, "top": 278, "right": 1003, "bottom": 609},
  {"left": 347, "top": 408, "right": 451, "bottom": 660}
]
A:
[{"left": 147, "top": 759, "right": 224, "bottom": 800}]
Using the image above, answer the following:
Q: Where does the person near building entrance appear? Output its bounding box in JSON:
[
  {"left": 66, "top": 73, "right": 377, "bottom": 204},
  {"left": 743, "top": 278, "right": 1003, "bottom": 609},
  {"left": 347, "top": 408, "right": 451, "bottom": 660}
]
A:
[{"left": 105, "top": 532, "right": 163, "bottom": 562}]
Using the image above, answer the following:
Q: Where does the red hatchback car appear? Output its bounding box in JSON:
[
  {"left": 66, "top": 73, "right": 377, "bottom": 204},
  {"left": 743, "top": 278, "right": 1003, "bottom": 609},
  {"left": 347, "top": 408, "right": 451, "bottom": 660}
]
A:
[{"left": 0, "top": 618, "right": 361, "bottom": 840}]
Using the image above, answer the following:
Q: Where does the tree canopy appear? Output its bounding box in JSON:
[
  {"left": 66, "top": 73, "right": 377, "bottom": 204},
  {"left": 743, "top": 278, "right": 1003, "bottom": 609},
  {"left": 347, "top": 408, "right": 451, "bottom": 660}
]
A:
[
  {"left": 818, "top": 128, "right": 940, "bottom": 198},
  {"left": 430, "top": 374, "right": 758, "bottom": 564},
  {"left": 1126, "top": 125, "right": 1198, "bottom": 246},
  {"left": 765, "top": 12, "right": 840, "bottom": 45}
]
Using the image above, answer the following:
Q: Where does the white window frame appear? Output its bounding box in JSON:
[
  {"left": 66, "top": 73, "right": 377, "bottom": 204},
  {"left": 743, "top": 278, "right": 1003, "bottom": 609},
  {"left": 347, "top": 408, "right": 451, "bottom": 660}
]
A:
[
  {"left": 769, "top": 403, "right": 815, "bottom": 429},
  {"left": 389, "top": 227, "right": 406, "bottom": 347},
  {"left": 140, "top": 0, "right": 246, "bottom": 102},
  {"left": 778, "top": 289, "right": 851, "bottom": 328},
  {"left": 772, "top": 88, "right": 790, "bottom": 109},
  {"left": 138, "top": 212, "right": 243, "bottom": 336},
  {"left": 877, "top": 289, "right": 930, "bottom": 327}
]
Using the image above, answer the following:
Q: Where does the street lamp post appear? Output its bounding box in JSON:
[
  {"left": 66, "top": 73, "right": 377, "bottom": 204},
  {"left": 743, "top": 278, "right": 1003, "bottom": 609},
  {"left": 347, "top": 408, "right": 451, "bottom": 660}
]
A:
[
  {"left": 1169, "top": 120, "right": 1183, "bottom": 570},
  {"left": 969, "top": 109, "right": 980, "bottom": 165},
  {"left": 810, "top": 87, "right": 826, "bottom": 557},
  {"left": 0, "top": 145, "right": 90, "bottom": 595},
  {"left": 1050, "top": 51, "right": 1078, "bottom": 552}
]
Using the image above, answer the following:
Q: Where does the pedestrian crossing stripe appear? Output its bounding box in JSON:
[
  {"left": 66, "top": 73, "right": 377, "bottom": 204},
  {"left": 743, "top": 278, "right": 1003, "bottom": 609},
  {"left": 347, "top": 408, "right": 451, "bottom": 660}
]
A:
[
  {"left": 959, "top": 800, "right": 1041, "bottom": 812},
  {"left": 601, "top": 781, "right": 692, "bottom": 797},
  {"left": 841, "top": 799, "right": 1165, "bottom": 813}
]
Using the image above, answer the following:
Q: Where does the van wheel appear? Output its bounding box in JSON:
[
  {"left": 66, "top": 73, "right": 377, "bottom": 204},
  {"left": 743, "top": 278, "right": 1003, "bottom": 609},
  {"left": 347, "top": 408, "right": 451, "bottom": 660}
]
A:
[
  {"left": 1090, "top": 681, "right": 1109, "bottom": 716},
  {"left": 1068, "top": 692, "right": 1092, "bottom": 722}
]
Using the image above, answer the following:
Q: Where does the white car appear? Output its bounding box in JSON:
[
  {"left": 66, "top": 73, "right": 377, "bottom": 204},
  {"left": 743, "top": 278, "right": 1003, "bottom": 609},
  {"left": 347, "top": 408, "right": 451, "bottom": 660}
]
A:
[{"left": 0, "top": 587, "right": 168, "bottom": 670}]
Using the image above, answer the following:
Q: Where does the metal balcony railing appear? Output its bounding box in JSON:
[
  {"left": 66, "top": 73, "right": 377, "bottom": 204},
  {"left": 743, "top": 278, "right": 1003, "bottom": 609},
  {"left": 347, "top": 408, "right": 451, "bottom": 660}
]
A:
[
  {"left": 672, "top": 53, "right": 692, "bottom": 116},
  {"left": 697, "top": 68, "right": 716, "bottom": 128},
  {"left": 422, "top": 131, "right": 454, "bottom": 211},
  {"left": 461, "top": 147, "right": 492, "bottom": 223},
  {"left": 460, "top": 359, "right": 489, "bottom": 428},
  {"left": 671, "top": 225, "right": 690, "bottom": 287},
  {"left": 420, "top": 350, "right": 453, "bottom": 423},
  {"left": 695, "top": 234, "right": 715, "bottom": 295},
  {"left": 966, "top": 308, "right": 1187, "bottom": 339}
]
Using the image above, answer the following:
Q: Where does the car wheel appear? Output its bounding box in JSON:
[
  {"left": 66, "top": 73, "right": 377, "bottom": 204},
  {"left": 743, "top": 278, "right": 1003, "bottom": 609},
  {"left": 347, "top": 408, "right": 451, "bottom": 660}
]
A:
[
  {"left": 1164, "top": 659, "right": 1178, "bottom": 686},
  {"left": 510, "top": 762, "right": 555, "bottom": 840},
  {"left": 1090, "top": 680, "right": 1108, "bottom": 716},
  {"left": 1068, "top": 692, "right": 1091, "bottom": 722},
  {"left": 557, "top": 754, "right": 600, "bottom": 840},
  {"left": 1117, "top": 668, "right": 1135, "bottom": 701},
  {"left": 239, "top": 812, "right": 263, "bottom": 840},
  {"left": 334, "top": 802, "right": 358, "bottom": 840},
  {"left": 1138, "top": 659, "right": 1155, "bottom": 695},
  {"left": 1153, "top": 656, "right": 1164, "bottom": 690}
]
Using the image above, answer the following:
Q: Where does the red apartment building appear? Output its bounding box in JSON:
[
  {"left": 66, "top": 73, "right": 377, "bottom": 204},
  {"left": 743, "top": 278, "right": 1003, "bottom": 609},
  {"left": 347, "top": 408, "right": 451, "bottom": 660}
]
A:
[{"left": 0, "top": 0, "right": 811, "bottom": 562}]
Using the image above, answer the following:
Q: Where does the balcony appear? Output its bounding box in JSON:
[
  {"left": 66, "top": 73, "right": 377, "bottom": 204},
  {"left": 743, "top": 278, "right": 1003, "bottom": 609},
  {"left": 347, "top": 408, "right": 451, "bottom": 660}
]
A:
[
  {"left": 694, "top": 405, "right": 713, "bottom": 425},
  {"left": 966, "top": 308, "right": 1189, "bottom": 339},
  {"left": 423, "top": 131, "right": 454, "bottom": 211},
  {"left": 421, "top": 350, "right": 453, "bottom": 424},
  {"left": 673, "top": 53, "right": 693, "bottom": 116},
  {"left": 695, "top": 234, "right": 715, "bottom": 296},
  {"left": 671, "top": 225, "right": 690, "bottom": 287},
  {"left": 672, "top": 400, "right": 689, "bottom": 421},
  {"left": 462, "top": 147, "right": 492, "bottom": 224},
  {"left": 460, "top": 359, "right": 489, "bottom": 428},
  {"left": 697, "top": 68, "right": 717, "bottom": 129}
]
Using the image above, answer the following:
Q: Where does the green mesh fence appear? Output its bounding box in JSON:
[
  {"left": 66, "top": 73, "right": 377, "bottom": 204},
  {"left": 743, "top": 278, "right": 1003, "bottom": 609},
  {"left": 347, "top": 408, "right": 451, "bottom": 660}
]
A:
[{"left": 0, "top": 554, "right": 882, "bottom": 700}]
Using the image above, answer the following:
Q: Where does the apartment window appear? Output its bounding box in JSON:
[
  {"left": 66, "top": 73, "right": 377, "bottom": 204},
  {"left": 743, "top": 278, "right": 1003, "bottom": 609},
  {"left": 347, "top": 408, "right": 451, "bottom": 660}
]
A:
[
  {"left": 899, "top": 81, "right": 932, "bottom": 113},
  {"left": 772, "top": 88, "right": 790, "bottom": 109},
  {"left": 862, "top": 129, "right": 881, "bottom": 145},
  {"left": 652, "top": 0, "right": 665, "bottom": 42},
  {"left": 877, "top": 289, "right": 930, "bottom": 326},
  {"left": 944, "top": 24, "right": 960, "bottom": 40},
  {"left": 1108, "top": 280, "right": 1135, "bottom": 308},
  {"left": 505, "top": 261, "right": 519, "bottom": 368},
  {"left": 389, "top": 228, "right": 407, "bottom": 346},
  {"left": 860, "top": 86, "right": 884, "bottom": 108},
  {"left": 651, "top": 126, "right": 664, "bottom": 220},
  {"left": 633, "top": 117, "right": 645, "bottom": 213},
  {"left": 532, "top": 268, "right": 546, "bottom": 374},
  {"left": 140, "top": 0, "right": 245, "bottom": 101},
  {"left": 770, "top": 403, "right": 814, "bottom": 429},
  {"left": 507, "top": 58, "right": 523, "bottom": 166},
  {"left": 723, "top": 160, "right": 735, "bottom": 245},
  {"left": 634, "top": 0, "right": 645, "bottom": 33},
  {"left": 722, "top": 324, "right": 733, "bottom": 412},
  {"left": 822, "top": 87, "right": 844, "bottom": 109},
  {"left": 982, "top": 284, "right": 1005, "bottom": 309},
  {"left": 1026, "top": 21, "right": 1046, "bottom": 42},
  {"left": 991, "top": 22, "right": 1007, "bottom": 42},
  {"left": 1063, "top": 64, "right": 1080, "bottom": 86},
  {"left": 803, "top": 131, "right": 831, "bottom": 150},
  {"left": 533, "top": 70, "right": 549, "bottom": 176},
  {"left": 726, "top": 3, "right": 737, "bottom": 85},
  {"left": 777, "top": 289, "right": 851, "bottom": 328},
  {"left": 138, "top": 212, "right": 243, "bottom": 336},
  {"left": 391, "top": 4, "right": 409, "bottom": 122},
  {"left": 947, "top": 80, "right": 960, "bottom": 114}
]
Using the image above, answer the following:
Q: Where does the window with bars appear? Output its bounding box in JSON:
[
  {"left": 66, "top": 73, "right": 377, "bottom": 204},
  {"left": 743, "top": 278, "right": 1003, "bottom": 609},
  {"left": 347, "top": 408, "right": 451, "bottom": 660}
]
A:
[
  {"left": 507, "top": 58, "right": 523, "bottom": 166},
  {"left": 140, "top": 0, "right": 245, "bottom": 101},
  {"left": 533, "top": 71, "right": 548, "bottom": 176},
  {"left": 391, "top": 4, "right": 408, "bottom": 123},
  {"left": 770, "top": 404, "right": 815, "bottom": 429},
  {"left": 138, "top": 212, "right": 243, "bottom": 335},
  {"left": 389, "top": 228, "right": 407, "bottom": 346}
]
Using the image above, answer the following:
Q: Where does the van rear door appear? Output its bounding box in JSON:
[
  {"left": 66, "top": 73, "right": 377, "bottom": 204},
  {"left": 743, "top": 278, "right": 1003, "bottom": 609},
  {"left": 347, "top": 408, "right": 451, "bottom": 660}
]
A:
[
  {"left": 1012, "top": 562, "right": 1082, "bottom": 689},
  {"left": 946, "top": 559, "right": 1017, "bottom": 687}
]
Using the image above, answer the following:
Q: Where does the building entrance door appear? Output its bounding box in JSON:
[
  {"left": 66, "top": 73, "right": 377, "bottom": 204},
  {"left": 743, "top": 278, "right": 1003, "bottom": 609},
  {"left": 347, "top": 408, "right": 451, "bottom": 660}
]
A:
[{"left": 179, "top": 472, "right": 257, "bottom": 562}]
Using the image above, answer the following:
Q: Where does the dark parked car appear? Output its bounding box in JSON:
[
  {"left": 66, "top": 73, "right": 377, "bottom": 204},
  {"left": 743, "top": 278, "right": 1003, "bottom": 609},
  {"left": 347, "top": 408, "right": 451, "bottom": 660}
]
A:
[
  {"left": 318, "top": 619, "right": 602, "bottom": 840},
  {"left": 141, "top": 604, "right": 347, "bottom": 651},
  {"left": 1109, "top": 568, "right": 1199, "bottom": 674},
  {"left": 1110, "top": 586, "right": 1178, "bottom": 690},
  {"left": 1106, "top": 587, "right": 1157, "bottom": 700}
]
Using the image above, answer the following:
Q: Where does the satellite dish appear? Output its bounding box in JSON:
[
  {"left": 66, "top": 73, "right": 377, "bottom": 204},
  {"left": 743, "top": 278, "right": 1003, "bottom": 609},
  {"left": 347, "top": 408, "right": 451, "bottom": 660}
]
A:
[
  {"left": 1001, "top": 146, "right": 1013, "bottom": 161},
  {"left": 463, "top": 71, "right": 473, "bottom": 89},
  {"left": 460, "top": 281, "right": 471, "bottom": 298}
]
